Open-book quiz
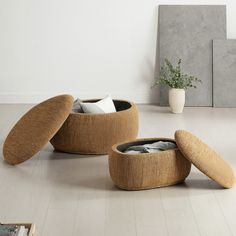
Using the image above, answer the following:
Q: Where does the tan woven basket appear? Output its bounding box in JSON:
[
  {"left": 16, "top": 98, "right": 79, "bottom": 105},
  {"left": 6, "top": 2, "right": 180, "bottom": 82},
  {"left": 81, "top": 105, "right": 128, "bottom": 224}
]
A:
[
  {"left": 50, "top": 99, "right": 139, "bottom": 154},
  {"left": 109, "top": 138, "right": 191, "bottom": 190}
]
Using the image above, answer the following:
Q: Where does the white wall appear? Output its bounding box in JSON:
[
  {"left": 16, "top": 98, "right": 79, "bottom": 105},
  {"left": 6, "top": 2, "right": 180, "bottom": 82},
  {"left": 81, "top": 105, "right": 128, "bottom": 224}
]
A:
[{"left": 1, "top": 0, "right": 236, "bottom": 103}]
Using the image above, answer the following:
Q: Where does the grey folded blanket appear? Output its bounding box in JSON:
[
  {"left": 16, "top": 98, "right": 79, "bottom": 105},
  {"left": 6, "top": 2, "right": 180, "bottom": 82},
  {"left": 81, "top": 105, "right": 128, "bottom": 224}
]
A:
[
  {"left": 124, "top": 141, "right": 177, "bottom": 154},
  {"left": 72, "top": 98, "right": 83, "bottom": 113}
]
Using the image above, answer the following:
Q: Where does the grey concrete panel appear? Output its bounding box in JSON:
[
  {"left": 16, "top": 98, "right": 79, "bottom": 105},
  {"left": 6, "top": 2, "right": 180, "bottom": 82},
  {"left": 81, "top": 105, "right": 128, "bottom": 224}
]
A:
[
  {"left": 159, "top": 5, "right": 226, "bottom": 106},
  {"left": 213, "top": 39, "right": 236, "bottom": 107}
]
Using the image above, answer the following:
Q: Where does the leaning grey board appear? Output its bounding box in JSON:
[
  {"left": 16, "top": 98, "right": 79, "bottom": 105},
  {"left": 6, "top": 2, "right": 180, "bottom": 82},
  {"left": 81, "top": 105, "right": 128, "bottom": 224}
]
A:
[
  {"left": 159, "top": 5, "right": 226, "bottom": 106},
  {"left": 213, "top": 39, "right": 236, "bottom": 107}
]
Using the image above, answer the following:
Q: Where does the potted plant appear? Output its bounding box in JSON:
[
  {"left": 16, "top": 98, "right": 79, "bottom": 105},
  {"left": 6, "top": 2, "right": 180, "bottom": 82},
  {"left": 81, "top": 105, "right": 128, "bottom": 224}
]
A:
[{"left": 153, "top": 58, "right": 202, "bottom": 113}]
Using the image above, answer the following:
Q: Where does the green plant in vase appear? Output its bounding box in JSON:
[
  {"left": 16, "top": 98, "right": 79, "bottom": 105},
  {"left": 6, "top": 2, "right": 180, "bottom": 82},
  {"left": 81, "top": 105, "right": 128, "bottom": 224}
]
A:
[{"left": 153, "top": 58, "right": 202, "bottom": 113}]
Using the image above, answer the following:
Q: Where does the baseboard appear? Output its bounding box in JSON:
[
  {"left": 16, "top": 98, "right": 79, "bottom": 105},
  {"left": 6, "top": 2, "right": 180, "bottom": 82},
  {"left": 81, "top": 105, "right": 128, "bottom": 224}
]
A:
[{"left": 0, "top": 92, "right": 156, "bottom": 104}]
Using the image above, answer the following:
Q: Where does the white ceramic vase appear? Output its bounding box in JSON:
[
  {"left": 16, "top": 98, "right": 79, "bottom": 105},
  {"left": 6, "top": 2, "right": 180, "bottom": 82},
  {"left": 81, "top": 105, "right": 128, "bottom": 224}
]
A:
[{"left": 168, "top": 88, "right": 185, "bottom": 114}]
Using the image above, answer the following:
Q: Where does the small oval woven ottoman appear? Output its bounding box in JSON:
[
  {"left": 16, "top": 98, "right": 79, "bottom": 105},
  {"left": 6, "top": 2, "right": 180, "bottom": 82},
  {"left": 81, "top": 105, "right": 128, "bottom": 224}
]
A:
[
  {"left": 109, "top": 138, "right": 191, "bottom": 190},
  {"left": 50, "top": 99, "right": 139, "bottom": 154}
]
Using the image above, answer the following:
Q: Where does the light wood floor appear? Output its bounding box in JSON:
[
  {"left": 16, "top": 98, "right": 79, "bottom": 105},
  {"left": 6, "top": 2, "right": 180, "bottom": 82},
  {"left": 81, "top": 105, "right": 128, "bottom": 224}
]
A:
[{"left": 1, "top": 104, "right": 236, "bottom": 236}]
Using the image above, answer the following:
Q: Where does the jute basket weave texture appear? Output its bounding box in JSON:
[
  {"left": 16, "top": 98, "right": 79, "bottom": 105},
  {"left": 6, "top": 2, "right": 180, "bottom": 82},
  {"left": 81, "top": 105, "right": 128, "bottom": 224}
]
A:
[
  {"left": 3, "top": 95, "right": 73, "bottom": 165},
  {"left": 175, "top": 130, "right": 235, "bottom": 188},
  {"left": 109, "top": 138, "right": 191, "bottom": 190},
  {"left": 50, "top": 100, "right": 139, "bottom": 154}
]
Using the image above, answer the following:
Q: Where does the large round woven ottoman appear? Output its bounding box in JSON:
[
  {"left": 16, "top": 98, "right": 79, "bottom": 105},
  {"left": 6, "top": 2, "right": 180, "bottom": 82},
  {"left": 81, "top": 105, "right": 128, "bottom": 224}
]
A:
[
  {"left": 109, "top": 138, "right": 191, "bottom": 190},
  {"left": 50, "top": 99, "right": 139, "bottom": 154}
]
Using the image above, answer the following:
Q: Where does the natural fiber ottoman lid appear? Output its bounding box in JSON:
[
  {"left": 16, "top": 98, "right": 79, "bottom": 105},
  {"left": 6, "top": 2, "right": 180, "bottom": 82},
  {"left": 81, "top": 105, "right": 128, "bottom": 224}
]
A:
[
  {"left": 3, "top": 95, "right": 73, "bottom": 165},
  {"left": 175, "top": 130, "right": 235, "bottom": 188}
]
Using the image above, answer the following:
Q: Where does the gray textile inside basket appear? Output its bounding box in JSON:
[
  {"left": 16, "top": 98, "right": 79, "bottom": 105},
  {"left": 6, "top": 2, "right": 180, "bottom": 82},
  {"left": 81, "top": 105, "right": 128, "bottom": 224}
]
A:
[{"left": 122, "top": 141, "right": 177, "bottom": 154}]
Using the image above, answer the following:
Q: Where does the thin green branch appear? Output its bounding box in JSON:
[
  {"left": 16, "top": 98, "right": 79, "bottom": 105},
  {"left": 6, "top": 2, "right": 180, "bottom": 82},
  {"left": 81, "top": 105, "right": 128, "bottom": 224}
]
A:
[{"left": 152, "top": 58, "right": 202, "bottom": 90}]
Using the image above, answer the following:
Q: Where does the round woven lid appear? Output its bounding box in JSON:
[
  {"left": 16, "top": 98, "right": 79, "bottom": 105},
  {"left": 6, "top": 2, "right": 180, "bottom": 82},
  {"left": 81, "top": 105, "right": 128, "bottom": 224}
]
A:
[
  {"left": 175, "top": 130, "right": 235, "bottom": 188},
  {"left": 3, "top": 94, "right": 74, "bottom": 165}
]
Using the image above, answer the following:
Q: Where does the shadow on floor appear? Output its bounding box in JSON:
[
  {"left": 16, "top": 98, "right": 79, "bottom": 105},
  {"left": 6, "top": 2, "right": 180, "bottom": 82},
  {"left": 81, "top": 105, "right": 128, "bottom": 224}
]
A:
[
  {"left": 179, "top": 171, "right": 223, "bottom": 190},
  {"left": 49, "top": 150, "right": 102, "bottom": 160},
  {"left": 2, "top": 150, "right": 225, "bottom": 193}
]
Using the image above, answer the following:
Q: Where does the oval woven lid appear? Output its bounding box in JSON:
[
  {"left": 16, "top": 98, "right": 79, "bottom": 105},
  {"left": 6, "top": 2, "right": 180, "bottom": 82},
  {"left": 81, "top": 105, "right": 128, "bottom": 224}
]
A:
[
  {"left": 175, "top": 130, "right": 235, "bottom": 188},
  {"left": 3, "top": 94, "right": 74, "bottom": 165}
]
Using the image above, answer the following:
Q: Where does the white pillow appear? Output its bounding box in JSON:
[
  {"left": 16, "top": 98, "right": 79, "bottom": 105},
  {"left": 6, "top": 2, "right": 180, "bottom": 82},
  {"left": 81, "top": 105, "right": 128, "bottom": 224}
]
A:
[{"left": 80, "top": 95, "right": 116, "bottom": 114}]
